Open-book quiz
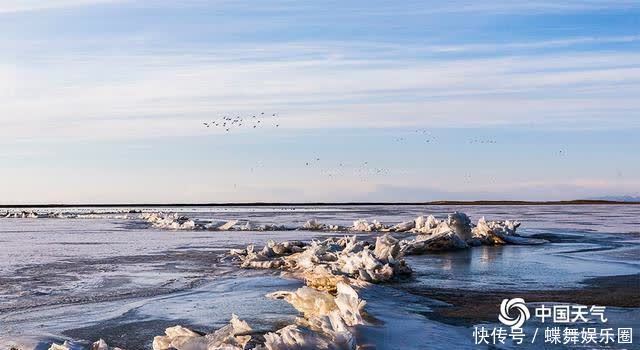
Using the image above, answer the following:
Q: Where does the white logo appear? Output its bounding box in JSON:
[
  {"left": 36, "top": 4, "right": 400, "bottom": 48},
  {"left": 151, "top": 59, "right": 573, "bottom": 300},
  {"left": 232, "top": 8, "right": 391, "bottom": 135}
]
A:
[{"left": 499, "top": 298, "right": 530, "bottom": 328}]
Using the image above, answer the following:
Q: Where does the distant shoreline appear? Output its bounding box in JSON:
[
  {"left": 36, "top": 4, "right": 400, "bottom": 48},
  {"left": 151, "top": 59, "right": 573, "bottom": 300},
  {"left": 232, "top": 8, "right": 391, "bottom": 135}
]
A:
[{"left": 1, "top": 199, "right": 639, "bottom": 208}]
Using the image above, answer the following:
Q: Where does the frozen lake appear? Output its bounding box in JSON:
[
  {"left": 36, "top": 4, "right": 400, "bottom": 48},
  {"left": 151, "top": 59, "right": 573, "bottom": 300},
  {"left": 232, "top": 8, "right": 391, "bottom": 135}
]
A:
[{"left": 0, "top": 205, "right": 638, "bottom": 349}]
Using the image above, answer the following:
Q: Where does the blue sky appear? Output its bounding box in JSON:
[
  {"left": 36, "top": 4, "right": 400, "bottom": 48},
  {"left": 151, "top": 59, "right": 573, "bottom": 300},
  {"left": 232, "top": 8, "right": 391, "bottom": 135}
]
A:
[{"left": 1, "top": 0, "right": 639, "bottom": 203}]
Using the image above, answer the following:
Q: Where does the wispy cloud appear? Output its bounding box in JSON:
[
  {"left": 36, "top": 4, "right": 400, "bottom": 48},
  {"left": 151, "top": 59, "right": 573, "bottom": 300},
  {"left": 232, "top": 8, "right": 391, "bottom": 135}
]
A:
[
  {"left": 430, "top": 35, "right": 640, "bottom": 53},
  {"left": 2, "top": 46, "right": 639, "bottom": 141},
  {"left": 350, "top": 0, "right": 640, "bottom": 16},
  {"left": 3, "top": 0, "right": 639, "bottom": 16},
  {"left": 0, "top": 0, "right": 122, "bottom": 14}
]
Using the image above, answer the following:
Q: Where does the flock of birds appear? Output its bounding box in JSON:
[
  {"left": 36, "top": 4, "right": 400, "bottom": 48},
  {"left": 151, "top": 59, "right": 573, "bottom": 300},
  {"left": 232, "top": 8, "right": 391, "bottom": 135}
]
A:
[
  {"left": 468, "top": 138, "right": 497, "bottom": 144},
  {"left": 393, "top": 129, "right": 500, "bottom": 145},
  {"left": 203, "top": 112, "right": 279, "bottom": 132},
  {"left": 393, "top": 128, "right": 437, "bottom": 143},
  {"left": 201, "top": 115, "right": 571, "bottom": 185},
  {"left": 304, "top": 158, "right": 394, "bottom": 182}
]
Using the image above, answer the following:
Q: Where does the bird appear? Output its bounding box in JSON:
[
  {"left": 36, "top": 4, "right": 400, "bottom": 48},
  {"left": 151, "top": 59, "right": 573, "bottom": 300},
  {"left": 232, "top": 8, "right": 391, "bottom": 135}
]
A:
[{"left": 202, "top": 111, "right": 281, "bottom": 132}]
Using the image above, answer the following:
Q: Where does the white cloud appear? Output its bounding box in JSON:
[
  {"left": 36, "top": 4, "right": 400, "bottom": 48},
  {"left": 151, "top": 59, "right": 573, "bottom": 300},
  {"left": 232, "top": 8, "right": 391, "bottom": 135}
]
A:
[
  {"left": 2, "top": 0, "right": 638, "bottom": 16},
  {"left": 0, "top": 0, "right": 123, "bottom": 14},
  {"left": 1, "top": 47, "right": 640, "bottom": 142}
]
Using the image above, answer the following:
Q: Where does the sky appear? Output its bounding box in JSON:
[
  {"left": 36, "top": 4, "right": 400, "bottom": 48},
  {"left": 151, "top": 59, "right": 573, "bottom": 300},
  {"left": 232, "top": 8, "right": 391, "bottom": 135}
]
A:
[{"left": 1, "top": 0, "right": 639, "bottom": 204}]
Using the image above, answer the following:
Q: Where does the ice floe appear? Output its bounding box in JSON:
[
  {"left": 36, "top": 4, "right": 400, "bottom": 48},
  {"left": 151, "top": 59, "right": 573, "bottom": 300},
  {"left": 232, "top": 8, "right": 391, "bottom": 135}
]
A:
[
  {"left": 151, "top": 282, "right": 364, "bottom": 350},
  {"left": 3, "top": 210, "right": 56, "bottom": 219},
  {"left": 152, "top": 315, "right": 252, "bottom": 350},
  {"left": 399, "top": 213, "right": 546, "bottom": 253},
  {"left": 47, "top": 339, "right": 124, "bottom": 350},
  {"left": 469, "top": 217, "right": 545, "bottom": 245},
  {"left": 141, "top": 212, "right": 201, "bottom": 230},
  {"left": 267, "top": 282, "right": 365, "bottom": 327},
  {"left": 1, "top": 209, "right": 142, "bottom": 220},
  {"left": 302, "top": 219, "right": 325, "bottom": 230},
  {"left": 232, "top": 235, "right": 411, "bottom": 284},
  {"left": 349, "top": 219, "right": 385, "bottom": 232},
  {"left": 140, "top": 213, "right": 248, "bottom": 231}
]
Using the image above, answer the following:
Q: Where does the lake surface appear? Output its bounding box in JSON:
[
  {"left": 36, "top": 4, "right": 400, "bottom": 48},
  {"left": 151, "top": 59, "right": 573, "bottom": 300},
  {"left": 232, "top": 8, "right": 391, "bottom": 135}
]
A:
[{"left": 0, "top": 205, "right": 638, "bottom": 349}]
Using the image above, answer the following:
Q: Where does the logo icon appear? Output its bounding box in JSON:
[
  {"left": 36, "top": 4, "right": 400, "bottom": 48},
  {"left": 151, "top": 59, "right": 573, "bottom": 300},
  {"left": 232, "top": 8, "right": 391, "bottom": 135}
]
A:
[{"left": 499, "top": 298, "right": 530, "bottom": 328}]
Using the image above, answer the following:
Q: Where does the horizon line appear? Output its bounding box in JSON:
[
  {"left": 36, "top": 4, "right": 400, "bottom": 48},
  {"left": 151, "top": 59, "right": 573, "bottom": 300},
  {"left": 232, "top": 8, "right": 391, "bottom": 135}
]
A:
[{"left": 1, "top": 199, "right": 639, "bottom": 208}]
